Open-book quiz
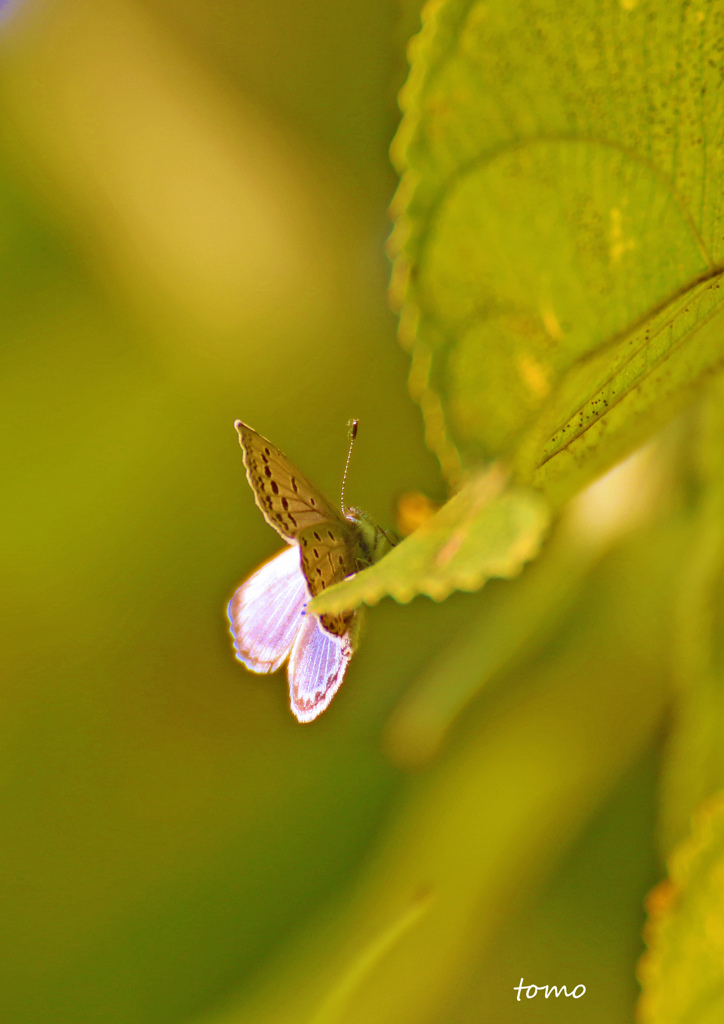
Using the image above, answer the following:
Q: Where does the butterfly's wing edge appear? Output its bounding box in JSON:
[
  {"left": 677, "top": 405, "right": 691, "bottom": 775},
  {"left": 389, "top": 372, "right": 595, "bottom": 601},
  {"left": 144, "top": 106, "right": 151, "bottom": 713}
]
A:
[
  {"left": 227, "top": 545, "right": 308, "bottom": 674},
  {"left": 234, "top": 420, "right": 340, "bottom": 542},
  {"left": 287, "top": 611, "right": 362, "bottom": 723}
]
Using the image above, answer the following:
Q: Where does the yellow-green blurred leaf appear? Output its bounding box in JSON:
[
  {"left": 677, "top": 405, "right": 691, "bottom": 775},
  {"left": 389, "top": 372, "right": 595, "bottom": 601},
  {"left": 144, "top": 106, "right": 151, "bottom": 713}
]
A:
[
  {"left": 639, "top": 793, "right": 724, "bottom": 1024},
  {"left": 660, "top": 381, "right": 724, "bottom": 852},
  {"left": 308, "top": 889, "right": 433, "bottom": 1024},
  {"left": 383, "top": 519, "right": 594, "bottom": 767}
]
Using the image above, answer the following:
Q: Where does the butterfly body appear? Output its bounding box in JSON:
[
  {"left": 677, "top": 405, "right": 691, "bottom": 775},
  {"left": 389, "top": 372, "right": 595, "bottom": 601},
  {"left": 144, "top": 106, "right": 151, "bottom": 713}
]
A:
[{"left": 228, "top": 421, "right": 391, "bottom": 722}]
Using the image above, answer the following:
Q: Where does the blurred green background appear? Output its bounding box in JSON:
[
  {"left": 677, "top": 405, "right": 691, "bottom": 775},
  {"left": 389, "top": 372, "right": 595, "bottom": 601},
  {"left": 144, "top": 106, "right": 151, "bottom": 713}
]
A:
[{"left": 0, "top": 1, "right": 669, "bottom": 1022}]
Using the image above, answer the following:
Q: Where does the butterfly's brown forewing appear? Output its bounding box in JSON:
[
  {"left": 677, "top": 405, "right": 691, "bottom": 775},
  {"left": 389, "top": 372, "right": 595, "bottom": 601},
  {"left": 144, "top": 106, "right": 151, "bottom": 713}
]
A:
[{"left": 235, "top": 421, "right": 367, "bottom": 636}]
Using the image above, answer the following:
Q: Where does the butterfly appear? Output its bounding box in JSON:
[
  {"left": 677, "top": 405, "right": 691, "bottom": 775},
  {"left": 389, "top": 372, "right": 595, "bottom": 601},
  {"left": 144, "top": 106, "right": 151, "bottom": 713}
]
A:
[{"left": 227, "top": 420, "right": 393, "bottom": 722}]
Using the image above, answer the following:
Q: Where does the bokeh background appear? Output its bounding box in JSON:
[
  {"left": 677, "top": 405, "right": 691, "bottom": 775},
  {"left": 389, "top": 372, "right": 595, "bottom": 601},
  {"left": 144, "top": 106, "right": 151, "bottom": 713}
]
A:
[{"left": 0, "top": 2, "right": 668, "bottom": 1022}]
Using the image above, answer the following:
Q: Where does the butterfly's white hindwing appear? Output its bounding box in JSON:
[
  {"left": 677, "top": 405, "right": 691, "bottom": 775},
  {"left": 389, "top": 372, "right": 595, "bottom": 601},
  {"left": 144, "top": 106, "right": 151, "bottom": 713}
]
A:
[
  {"left": 227, "top": 546, "right": 307, "bottom": 673},
  {"left": 288, "top": 612, "right": 354, "bottom": 723}
]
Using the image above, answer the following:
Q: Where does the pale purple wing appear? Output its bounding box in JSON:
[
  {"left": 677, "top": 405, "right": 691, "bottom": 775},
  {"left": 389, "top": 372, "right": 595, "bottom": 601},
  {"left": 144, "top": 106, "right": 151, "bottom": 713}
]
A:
[
  {"left": 287, "top": 612, "right": 353, "bottom": 723},
  {"left": 228, "top": 546, "right": 308, "bottom": 674}
]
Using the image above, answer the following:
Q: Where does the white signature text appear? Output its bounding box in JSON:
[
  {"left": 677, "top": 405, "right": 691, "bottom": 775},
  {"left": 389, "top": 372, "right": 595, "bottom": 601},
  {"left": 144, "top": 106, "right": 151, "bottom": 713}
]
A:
[{"left": 514, "top": 978, "right": 586, "bottom": 1001}]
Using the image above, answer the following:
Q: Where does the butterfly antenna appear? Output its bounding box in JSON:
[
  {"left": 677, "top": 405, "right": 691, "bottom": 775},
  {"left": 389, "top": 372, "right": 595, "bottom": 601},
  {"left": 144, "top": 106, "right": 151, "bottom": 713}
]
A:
[{"left": 340, "top": 419, "right": 359, "bottom": 515}]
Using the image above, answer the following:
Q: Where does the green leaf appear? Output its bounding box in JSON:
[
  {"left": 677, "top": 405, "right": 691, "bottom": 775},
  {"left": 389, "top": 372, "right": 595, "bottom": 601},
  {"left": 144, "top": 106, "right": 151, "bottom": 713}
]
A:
[
  {"left": 639, "top": 793, "right": 724, "bottom": 1024},
  {"left": 516, "top": 276, "right": 724, "bottom": 506},
  {"left": 309, "top": 467, "right": 549, "bottom": 614},
  {"left": 391, "top": 0, "right": 724, "bottom": 500}
]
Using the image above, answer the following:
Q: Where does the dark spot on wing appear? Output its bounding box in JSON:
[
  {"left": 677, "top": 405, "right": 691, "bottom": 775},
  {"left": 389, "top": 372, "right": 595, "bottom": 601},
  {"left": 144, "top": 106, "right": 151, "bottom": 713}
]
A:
[
  {"left": 282, "top": 497, "right": 289, "bottom": 510},
  {"left": 314, "top": 532, "right": 321, "bottom": 541},
  {"left": 313, "top": 548, "right": 319, "bottom": 558},
  {"left": 288, "top": 514, "right": 297, "bottom": 528},
  {"left": 328, "top": 531, "right": 335, "bottom": 540},
  {"left": 310, "top": 498, "right": 316, "bottom": 506},
  {"left": 291, "top": 477, "right": 298, "bottom": 493},
  {"left": 271, "top": 481, "right": 279, "bottom": 495},
  {"left": 264, "top": 466, "right": 272, "bottom": 478},
  {"left": 264, "top": 448, "right": 270, "bottom": 456},
  {"left": 338, "top": 555, "right": 344, "bottom": 566}
]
